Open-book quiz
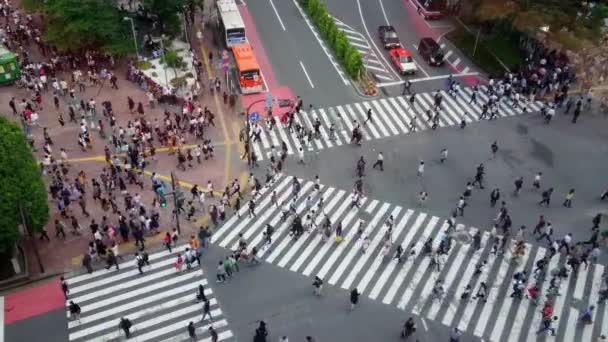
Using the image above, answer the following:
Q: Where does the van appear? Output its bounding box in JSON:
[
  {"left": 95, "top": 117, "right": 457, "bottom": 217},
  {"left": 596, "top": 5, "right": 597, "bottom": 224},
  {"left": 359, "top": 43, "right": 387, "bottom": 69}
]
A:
[{"left": 418, "top": 38, "right": 444, "bottom": 66}]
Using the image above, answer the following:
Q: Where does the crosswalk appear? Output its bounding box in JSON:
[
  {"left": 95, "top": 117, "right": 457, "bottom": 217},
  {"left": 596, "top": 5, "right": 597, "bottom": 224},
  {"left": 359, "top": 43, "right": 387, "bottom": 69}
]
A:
[
  {"left": 65, "top": 248, "right": 234, "bottom": 342},
  {"left": 211, "top": 174, "right": 607, "bottom": 342},
  {"left": 333, "top": 17, "right": 396, "bottom": 82},
  {"left": 251, "top": 86, "right": 544, "bottom": 161}
]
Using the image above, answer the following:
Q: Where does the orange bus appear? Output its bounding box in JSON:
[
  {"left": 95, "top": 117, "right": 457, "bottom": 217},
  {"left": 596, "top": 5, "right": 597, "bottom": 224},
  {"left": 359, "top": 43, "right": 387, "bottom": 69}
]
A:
[{"left": 231, "top": 43, "right": 264, "bottom": 94}]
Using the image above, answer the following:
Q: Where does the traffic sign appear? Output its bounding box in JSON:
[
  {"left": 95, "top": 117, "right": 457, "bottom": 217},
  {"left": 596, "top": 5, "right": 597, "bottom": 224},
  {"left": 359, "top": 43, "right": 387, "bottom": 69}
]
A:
[
  {"left": 265, "top": 93, "right": 273, "bottom": 109},
  {"left": 249, "top": 112, "right": 260, "bottom": 122}
]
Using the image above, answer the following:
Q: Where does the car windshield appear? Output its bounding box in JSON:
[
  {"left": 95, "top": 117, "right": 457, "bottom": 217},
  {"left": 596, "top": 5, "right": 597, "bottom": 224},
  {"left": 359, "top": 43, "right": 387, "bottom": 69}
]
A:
[
  {"left": 400, "top": 56, "right": 413, "bottom": 63},
  {"left": 386, "top": 32, "right": 398, "bottom": 39}
]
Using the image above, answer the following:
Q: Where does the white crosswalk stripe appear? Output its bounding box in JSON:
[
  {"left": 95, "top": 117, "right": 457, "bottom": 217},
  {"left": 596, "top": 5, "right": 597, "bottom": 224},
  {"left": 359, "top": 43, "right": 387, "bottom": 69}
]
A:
[
  {"left": 65, "top": 248, "right": 234, "bottom": 342},
  {"left": 332, "top": 16, "right": 395, "bottom": 82},
  {"left": 252, "top": 87, "right": 545, "bottom": 160},
  {"left": 212, "top": 174, "right": 607, "bottom": 342}
]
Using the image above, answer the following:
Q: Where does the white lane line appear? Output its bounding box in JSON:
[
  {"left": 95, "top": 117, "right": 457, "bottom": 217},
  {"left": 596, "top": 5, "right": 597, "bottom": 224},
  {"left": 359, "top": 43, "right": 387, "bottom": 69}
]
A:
[
  {"left": 299, "top": 61, "right": 315, "bottom": 88},
  {"left": 409, "top": 72, "right": 479, "bottom": 83},
  {"left": 443, "top": 50, "right": 453, "bottom": 60},
  {"left": 346, "top": 34, "right": 367, "bottom": 43},
  {"left": 414, "top": 60, "right": 430, "bottom": 77},
  {"left": 356, "top": 0, "right": 402, "bottom": 79},
  {"left": 268, "top": 0, "right": 286, "bottom": 31},
  {"left": 379, "top": 0, "right": 390, "bottom": 25},
  {"left": 461, "top": 66, "right": 470, "bottom": 74},
  {"left": 350, "top": 41, "right": 371, "bottom": 49},
  {"left": 421, "top": 318, "right": 428, "bottom": 331},
  {"left": 452, "top": 57, "right": 461, "bottom": 66},
  {"left": 291, "top": 0, "right": 349, "bottom": 85}
]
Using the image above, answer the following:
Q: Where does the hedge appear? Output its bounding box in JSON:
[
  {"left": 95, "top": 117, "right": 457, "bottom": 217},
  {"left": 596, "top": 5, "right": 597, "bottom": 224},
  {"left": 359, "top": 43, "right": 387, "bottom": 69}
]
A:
[{"left": 303, "top": 0, "right": 363, "bottom": 80}]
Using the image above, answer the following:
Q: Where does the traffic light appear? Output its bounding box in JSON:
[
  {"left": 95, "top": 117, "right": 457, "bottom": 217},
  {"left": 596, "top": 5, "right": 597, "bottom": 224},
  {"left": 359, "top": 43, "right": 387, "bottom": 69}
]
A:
[{"left": 159, "top": 193, "right": 167, "bottom": 207}]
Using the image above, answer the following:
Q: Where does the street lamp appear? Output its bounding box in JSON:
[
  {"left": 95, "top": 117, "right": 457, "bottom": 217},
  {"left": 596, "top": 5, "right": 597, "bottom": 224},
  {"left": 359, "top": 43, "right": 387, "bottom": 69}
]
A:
[
  {"left": 123, "top": 17, "right": 139, "bottom": 60},
  {"left": 154, "top": 36, "right": 169, "bottom": 89}
]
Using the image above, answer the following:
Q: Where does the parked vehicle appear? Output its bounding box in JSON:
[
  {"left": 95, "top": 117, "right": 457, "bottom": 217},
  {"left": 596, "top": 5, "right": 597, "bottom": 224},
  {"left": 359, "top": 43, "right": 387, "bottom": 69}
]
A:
[{"left": 417, "top": 38, "right": 444, "bottom": 66}]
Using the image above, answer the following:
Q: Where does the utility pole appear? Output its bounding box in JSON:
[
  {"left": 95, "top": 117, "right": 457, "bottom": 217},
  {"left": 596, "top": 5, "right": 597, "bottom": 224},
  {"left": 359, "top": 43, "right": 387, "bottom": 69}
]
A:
[
  {"left": 245, "top": 98, "right": 266, "bottom": 167},
  {"left": 170, "top": 172, "right": 181, "bottom": 235},
  {"left": 19, "top": 201, "right": 44, "bottom": 274}
]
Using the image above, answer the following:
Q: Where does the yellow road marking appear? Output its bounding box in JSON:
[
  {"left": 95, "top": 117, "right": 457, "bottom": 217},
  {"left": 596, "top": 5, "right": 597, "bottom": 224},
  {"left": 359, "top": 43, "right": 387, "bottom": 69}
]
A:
[{"left": 200, "top": 45, "right": 214, "bottom": 80}]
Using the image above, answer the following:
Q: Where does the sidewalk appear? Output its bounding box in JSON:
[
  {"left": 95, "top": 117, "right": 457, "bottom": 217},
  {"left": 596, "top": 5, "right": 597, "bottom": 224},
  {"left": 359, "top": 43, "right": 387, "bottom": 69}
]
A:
[{"left": 0, "top": 10, "right": 250, "bottom": 278}]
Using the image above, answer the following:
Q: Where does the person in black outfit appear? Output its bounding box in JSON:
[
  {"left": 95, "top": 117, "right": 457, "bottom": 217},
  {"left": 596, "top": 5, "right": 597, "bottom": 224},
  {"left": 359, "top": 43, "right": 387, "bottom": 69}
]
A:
[{"left": 254, "top": 321, "right": 268, "bottom": 342}]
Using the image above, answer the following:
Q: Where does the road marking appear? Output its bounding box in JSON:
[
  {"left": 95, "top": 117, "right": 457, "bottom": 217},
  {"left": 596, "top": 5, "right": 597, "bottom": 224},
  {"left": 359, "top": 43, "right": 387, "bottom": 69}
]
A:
[
  {"left": 421, "top": 317, "right": 428, "bottom": 331},
  {"left": 453, "top": 57, "right": 461, "bottom": 66},
  {"left": 268, "top": 0, "right": 286, "bottom": 31},
  {"left": 299, "top": 60, "right": 315, "bottom": 88},
  {"left": 379, "top": 0, "right": 390, "bottom": 25},
  {"left": 414, "top": 60, "right": 430, "bottom": 77},
  {"left": 292, "top": 0, "right": 349, "bottom": 85},
  {"left": 356, "top": 0, "right": 402, "bottom": 80},
  {"left": 462, "top": 66, "right": 470, "bottom": 74}
]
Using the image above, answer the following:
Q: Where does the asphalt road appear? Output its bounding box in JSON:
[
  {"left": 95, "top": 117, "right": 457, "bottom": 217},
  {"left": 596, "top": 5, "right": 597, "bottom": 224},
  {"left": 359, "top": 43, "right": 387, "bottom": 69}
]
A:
[{"left": 244, "top": 0, "right": 361, "bottom": 106}]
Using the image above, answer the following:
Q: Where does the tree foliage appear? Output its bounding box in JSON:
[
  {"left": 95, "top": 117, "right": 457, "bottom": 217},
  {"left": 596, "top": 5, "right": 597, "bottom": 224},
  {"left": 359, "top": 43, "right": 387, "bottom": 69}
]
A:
[
  {"left": 143, "top": 0, "right": 186, "bottom": 36},
  {"left": 42, "top": 0, "right": 133, "bottom": 55},
  {"left": 0, "top": 117, "right": 49, "bottom": 254},
  {"left": 473, "top": 0, "right": 608, "bottom": 50}
]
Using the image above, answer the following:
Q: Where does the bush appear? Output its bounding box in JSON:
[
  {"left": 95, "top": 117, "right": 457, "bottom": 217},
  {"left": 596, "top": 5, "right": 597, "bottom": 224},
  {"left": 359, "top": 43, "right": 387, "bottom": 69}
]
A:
[
  {"left": 136, "top": 60, "right": 153, "bottom": 70},
  {"left": 301, "top": 0, "right": 362, "bottom": 80},
  {"left": 0, "top": 117, "right": 49, "bottom": 255}
]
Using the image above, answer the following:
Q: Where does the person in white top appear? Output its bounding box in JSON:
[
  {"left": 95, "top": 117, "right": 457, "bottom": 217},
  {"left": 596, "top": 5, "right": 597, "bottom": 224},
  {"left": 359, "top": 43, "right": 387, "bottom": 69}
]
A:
[
  {"left": 417, "top": 160, "right": 425, "bottom": 177},
  {"left": 207, "top": 180, "right": 214, "bottom": 197}
]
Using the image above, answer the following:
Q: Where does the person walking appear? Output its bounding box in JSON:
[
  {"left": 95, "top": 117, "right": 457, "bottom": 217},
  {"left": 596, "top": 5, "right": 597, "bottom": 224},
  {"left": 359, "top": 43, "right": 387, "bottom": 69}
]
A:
[
  {"left": 312, "top": 276, "right": 324, "bottom": 296},
  {"left": 248, "top": 200, "right": 256, "bottom": 218},
  {"left": 513, "top": 177, "right": 523, "bottom": 196},
  {"left": 402, "top": 80, "right": 412, "bottom": 95},
  {"left": 491, "top": 141, "right": 498, "bottom": 159},
  {"left": 440, "top": 148, "right": 448, "bottom": 163},
  {"left": 254, "top": 321, "right": 268, "bottom": 342},
  {"left": 449, "top": 327, "right": 462, "bottom": 342},
  {"left": 563, "top": 188, "right": 575, "bottom": 208},
  {"left": 82, "top": 252, "right": 93, "bottom": 274},
  {"left": 201, "top": 298, "right": 212, "bottom": 321},
  {"left": 536, "top": 316, "right": 558, "bottom": 336},
  {"left": 60, "top": 276, "right": 69, "bottom": 300},
  {"left": 119, "top": 317, "right": 133, "bottom": 339},
  {"left": 135, "top": 252, "right": 145, "bottom": 275},
  {"left": 217, "top": 261, "right": 227, "bottom": 283},
  {"left": 417, "top": 160, "right": 425, "bottom": 177},
  {"left": 372, "top": 152, "right": 384, "bottom": 171},
  {"left": 364, "top": 108, "right": 373, "bottom": 124},
  {"left": 68, "top": 301, "right": 81, "bottom": 321},
  {"left": 539, "top": 188, "right": 554, "bottom": 206},
  {"left": 536, "top": 222, "right": 554, "bottom": 244},
  {"left": 105, "top": 249, "right": 119, "bottom": 270},
  {"left": 533, "top": 172, "right": 542, "bottom": 189},
  {"left": 490, "top": 188, "right": 500, "bottom": 207},
  {"left": 187, "top": 321, "right": 197, "bottom": 341},
  {"left": 207, "top": 325, "right": 218, "bottom": 342},
  {"left": 350, "top": 288, "right": 360, "bottom": 311}
]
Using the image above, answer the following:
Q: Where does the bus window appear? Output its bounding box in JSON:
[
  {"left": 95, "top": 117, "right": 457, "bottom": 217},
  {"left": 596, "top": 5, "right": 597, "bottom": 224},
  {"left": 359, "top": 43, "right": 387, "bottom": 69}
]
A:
[{"left": 217, "top": 0, "right": 247, "bottom": 47}]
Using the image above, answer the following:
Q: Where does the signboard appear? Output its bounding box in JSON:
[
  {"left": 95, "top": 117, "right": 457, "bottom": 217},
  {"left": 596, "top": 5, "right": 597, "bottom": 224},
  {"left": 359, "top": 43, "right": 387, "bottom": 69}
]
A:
[
  {"left": 249, "top": 111, "right": 260, "bottom": 122},
  {"left": 265, "top": 93, "right": 273, "bottom": 109}
]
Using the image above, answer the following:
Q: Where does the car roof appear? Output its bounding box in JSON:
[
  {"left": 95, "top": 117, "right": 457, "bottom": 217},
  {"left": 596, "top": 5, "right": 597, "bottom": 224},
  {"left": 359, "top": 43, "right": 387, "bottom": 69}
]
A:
[
  {"left": 390, "top": 47, "right": 411, "bottom": 57},
  {"left": 420, "top": 37, "right": 438, "bottom": 47}
]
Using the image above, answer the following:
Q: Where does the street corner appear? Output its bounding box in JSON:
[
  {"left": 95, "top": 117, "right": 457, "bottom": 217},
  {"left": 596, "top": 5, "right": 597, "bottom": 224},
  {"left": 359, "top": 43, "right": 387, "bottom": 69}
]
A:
[
  {"left": 2, "top": 278, "right": 65, "bottom": 326},
  {"left": 240, "top": 86, "right": 296, "bottom": 119}
]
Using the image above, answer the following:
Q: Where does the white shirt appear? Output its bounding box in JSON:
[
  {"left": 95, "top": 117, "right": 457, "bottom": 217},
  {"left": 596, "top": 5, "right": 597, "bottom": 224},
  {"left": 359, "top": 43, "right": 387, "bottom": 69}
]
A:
[{"left": 418, "top": 163, "right": 424, "bottom": 173}]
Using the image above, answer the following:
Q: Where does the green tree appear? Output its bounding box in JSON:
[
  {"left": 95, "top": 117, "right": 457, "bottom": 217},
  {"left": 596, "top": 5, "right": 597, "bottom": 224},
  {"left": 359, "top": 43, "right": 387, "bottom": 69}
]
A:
[
  {"left": 163, "top": 50, "right": 184, "bottom": 78},
  {"left": 143, "top": 0, "right": 186, "bottom": 36},
  {"left": 42, "top": 0, "right": 133, "bottom": 55},
  {"left": 0, "top": 117, "right": 49, "bottom": 277}
]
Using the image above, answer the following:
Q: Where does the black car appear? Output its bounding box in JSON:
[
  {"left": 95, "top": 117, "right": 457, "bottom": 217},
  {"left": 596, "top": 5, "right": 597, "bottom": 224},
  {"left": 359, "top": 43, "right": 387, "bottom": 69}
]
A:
[
  {"left": 418, "top": 37, "right": 444, "bottom": 66},
  {"left": 378, "top": 25, "right": 401, "bottom": 49}
]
